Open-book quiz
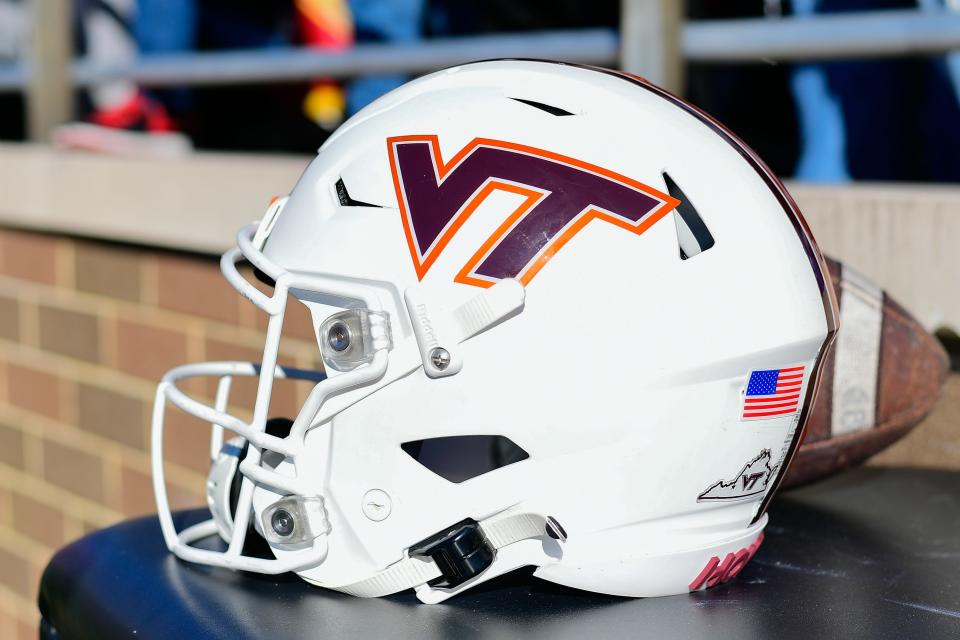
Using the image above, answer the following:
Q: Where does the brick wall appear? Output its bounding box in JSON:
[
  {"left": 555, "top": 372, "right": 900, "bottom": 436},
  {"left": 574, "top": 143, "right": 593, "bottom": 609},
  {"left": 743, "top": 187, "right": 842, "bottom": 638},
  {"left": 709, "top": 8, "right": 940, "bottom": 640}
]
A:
[{"left": 0, "top": 226, "right": 320, "bottom": 636}]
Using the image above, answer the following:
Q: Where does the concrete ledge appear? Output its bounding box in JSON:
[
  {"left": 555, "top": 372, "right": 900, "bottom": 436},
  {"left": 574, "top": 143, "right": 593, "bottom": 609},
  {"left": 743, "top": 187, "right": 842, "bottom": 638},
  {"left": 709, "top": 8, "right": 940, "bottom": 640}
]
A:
[
  {"left": 0, "top": 143, "right": 308, "bottom": 254},
  {"left": 0, "top": 144, "right": 956, "bottom": 331}
]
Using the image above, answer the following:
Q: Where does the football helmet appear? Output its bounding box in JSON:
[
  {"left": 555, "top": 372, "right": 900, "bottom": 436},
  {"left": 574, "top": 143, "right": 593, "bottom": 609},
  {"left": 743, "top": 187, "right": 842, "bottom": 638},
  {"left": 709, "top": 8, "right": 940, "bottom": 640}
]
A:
[{"left": 152, "top": 60, "right": 838, "bottom": 603}]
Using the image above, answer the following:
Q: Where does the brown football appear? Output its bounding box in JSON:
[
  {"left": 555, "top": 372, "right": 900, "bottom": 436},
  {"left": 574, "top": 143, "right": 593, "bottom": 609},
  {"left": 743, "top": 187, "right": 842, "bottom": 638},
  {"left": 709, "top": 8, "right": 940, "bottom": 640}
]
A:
[{"left": 782, "top": 256, "right": 949, "bottom": 488}]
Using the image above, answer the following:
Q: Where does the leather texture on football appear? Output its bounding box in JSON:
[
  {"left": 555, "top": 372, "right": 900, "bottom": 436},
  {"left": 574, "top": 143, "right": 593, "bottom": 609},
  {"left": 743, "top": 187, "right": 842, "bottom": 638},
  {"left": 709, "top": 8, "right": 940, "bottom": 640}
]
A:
[{"left": 783, "top": 256, "right": 949, "bottom": 488}]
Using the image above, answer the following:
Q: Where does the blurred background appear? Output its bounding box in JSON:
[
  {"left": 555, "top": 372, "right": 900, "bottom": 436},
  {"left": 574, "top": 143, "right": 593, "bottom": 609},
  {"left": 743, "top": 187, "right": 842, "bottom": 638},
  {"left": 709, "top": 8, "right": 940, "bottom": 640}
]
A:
[{"left": 0, "top": 0, "right": 959, "bottom": 636}]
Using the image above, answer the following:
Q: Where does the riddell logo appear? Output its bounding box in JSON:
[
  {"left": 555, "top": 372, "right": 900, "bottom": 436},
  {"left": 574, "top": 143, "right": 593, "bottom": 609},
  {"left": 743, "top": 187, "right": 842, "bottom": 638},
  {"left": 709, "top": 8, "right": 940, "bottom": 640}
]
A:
[
  {"left": 688, "top": 533, "right": 765, "bottom": 591},
  {"left": 387, "top": 135, "right": 679, "bottom": 288},
  {"left": 413, "top": 302, "right": 438, "bottom": 349}
]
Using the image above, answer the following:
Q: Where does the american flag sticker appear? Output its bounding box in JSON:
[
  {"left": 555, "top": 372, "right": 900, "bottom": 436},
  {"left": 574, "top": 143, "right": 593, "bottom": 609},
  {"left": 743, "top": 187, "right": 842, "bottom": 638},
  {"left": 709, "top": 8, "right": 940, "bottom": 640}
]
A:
[{"left": 741, "top": 365, "right": 806, "bottom": 421}]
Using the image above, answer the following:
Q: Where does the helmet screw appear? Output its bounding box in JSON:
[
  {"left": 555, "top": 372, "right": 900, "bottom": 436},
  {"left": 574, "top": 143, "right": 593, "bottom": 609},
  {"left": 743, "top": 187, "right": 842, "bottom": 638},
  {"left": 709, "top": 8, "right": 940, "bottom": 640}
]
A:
[
  {"left": 270, "top": 508, "right": 296, "bottom": 537},
  {"left": 429, "top": 348, "right": 450, "bottom": 370},
  {"left": 326, "top": 321, "right": 351, "bottom": 352}
]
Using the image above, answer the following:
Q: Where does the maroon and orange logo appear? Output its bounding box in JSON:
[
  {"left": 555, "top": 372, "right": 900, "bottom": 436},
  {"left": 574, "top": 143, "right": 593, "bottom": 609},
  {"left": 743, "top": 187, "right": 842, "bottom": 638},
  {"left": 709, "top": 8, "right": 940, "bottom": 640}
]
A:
[{"left": 387, "top": 135, "right": 679, "bottom": 288}]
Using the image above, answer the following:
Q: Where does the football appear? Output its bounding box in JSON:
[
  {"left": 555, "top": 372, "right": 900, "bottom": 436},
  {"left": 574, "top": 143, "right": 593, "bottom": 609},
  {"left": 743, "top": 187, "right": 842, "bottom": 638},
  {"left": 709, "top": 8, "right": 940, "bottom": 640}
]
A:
[{"left": 782, "top": 256, "right": 950, "bottom": 488}]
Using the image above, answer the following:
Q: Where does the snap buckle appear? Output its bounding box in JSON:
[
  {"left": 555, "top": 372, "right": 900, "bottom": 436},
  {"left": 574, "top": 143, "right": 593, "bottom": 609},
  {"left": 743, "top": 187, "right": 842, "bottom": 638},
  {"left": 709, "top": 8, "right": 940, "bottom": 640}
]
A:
[{"left": 409, "top": 519, "right": 494, "bottom": 589}]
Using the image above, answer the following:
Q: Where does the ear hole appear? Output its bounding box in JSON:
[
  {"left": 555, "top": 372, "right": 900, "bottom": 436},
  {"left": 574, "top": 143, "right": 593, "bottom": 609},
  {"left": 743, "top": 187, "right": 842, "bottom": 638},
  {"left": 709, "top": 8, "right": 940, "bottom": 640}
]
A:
[
  {"left": 663, "top": 171, "right": 715, "bottom": 260},
  {"left": 509, "top": 97, "right": 575, "bottom": 116},
  {"left": 335, "top": 178, "right": 382, "bottom": 208},
  {"left": 401, "top": 435, "right": 529, "bottom": 483}
]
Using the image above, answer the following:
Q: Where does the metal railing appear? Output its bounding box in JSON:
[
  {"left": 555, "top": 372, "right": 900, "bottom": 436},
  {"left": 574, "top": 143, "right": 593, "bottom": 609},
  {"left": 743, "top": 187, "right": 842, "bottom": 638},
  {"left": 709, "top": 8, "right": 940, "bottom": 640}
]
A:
[
  {"left": 0, "top": 30, "right": 621, "bottom": 90},
  {"left": 685, "top": 9, "right": 960, "bottom": 62},
  {"left": 1, "top": 1, "right": 959, "bottom": 141}
]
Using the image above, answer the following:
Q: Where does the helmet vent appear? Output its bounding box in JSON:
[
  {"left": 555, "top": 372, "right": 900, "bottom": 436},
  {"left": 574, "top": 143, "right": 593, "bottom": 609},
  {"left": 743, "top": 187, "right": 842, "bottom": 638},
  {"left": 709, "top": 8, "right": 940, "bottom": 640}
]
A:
[
  {"left": 335, "top": 177, "right": 382, "bottom": 208},
  {"left": 401, "top": 435, "right": 529, "bottom": 483},
  {"left": 663, "top": 171, "right": 715, "bottom": 260},
  {"left": 509, "top": 97, "right": 575, "bottom": 117}
]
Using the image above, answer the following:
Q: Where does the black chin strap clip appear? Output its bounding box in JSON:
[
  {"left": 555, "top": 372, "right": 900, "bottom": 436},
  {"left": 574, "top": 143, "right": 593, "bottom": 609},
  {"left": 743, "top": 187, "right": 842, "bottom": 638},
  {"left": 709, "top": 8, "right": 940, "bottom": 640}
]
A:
[{"left": 409, "top": 519, "right": 495, "bottom": 589}]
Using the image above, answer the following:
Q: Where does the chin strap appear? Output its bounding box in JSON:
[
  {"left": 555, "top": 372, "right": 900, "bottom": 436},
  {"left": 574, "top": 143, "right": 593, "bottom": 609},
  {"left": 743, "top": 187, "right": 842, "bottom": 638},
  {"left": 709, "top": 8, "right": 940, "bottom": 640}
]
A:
[
  {"left": 405, "top": 278, "right": 525, "bottom": 379},
  {"left": 334, "top": 513, "right": 551, "bottom": 598}
]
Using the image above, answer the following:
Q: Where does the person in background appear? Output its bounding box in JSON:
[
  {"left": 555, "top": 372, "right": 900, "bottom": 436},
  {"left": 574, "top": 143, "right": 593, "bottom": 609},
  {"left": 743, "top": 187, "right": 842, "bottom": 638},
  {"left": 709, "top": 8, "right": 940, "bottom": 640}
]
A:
[
  {"left": 133, "top": 0, "right": 353, "bottom": 151},
  {"left": 297, "top": 0, "right": 354, "bottom": 130},
  {"left": 790, "top": 0, "right": 850, "bottom": 181},
  {"left": 791, "top": 0, "right": 960, "bottom": 182},
  {"left": 684, "top": 0, "right": 801, "bottom": 177},
  {"left": 54, "top": 0, "right": 356, "bottom": 154},
  {"left": 345, "top": 0, "right": 425, "bottom": 116},
  {"left": 53, "top": 0, "right": 192, "bottom": 155}
]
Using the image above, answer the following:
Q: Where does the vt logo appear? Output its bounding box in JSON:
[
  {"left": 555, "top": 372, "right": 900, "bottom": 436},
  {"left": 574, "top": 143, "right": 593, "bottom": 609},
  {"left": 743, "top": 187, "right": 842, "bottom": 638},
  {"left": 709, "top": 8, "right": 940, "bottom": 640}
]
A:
[
  {"left": 742, "top": 472, "right": 765, "bottom": 491},
  {"left": 387, "top": 135, "right": 679, "bottom": 288}
]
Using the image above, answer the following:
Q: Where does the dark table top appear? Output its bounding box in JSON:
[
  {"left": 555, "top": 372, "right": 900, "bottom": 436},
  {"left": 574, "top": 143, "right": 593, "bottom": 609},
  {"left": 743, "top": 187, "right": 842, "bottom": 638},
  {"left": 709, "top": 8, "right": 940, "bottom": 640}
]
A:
[{"left": 39, "top": 466, "right": 960, "bottom": 639}]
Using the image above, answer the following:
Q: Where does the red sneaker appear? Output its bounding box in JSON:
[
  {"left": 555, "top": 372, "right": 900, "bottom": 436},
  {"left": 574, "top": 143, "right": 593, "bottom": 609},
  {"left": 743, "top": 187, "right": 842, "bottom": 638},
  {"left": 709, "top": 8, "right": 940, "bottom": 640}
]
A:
[{"left": 54, "top": 92, "right": 192, "bottom": 157}]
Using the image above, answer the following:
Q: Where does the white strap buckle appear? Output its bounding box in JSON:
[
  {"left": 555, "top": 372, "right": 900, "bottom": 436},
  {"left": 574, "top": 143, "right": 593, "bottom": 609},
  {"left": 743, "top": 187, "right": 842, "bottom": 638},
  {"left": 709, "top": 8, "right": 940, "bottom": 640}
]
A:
[{"left": 404, "top": 279, "right": 526, "bottom": 378}]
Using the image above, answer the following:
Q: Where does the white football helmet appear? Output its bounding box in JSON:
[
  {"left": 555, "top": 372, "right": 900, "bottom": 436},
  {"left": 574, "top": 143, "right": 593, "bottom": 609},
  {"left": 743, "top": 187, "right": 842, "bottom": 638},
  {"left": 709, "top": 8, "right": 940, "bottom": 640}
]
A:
[{"left": 152, "top": 60, "right": 838, "bottom": 603}]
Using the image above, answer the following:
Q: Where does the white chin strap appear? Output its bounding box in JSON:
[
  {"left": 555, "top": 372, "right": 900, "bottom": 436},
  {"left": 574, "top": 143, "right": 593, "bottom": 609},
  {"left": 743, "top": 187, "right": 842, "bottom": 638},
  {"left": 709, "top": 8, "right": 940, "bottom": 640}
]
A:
[{"left": 333, "top": 513, "right": 553, "bottom": 600}]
